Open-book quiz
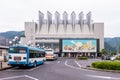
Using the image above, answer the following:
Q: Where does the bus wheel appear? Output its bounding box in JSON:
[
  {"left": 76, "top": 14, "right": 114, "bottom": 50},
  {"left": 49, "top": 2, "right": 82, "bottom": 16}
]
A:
[{"left": 33, "top": 62, "right": 37, "bottom": 67}]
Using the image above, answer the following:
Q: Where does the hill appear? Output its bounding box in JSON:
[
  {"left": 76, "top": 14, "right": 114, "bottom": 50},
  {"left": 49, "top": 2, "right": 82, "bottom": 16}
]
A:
[
  {"left": 0, "top": 31, "right": 24, "bottom": 46},
  {"left": 104, "top": 37, "right": 120, "bottom": 52}
]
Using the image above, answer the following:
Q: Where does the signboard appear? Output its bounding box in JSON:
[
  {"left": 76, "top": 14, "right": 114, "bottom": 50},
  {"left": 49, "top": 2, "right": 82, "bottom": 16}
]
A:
[{"left": 62, "top": 39, "right": 97, "bottom": 52}]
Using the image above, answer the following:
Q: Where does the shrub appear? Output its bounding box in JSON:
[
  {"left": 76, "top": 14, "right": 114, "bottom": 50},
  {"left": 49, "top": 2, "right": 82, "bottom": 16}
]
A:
[
  {"left": 78, "top": 56, "right": 88, "bottom": 60},
  {"left": 92, "top": 61, "right": 120, "bottom": 70}
]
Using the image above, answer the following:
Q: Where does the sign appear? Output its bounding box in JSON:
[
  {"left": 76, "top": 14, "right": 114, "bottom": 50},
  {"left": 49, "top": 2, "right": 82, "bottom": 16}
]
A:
[{"left": 62, "top": 39, "right": 97, "bottom": 52}]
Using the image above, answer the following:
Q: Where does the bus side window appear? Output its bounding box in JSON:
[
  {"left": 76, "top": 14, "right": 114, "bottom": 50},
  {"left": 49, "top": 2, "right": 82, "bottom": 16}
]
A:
[
  {"left": 30, "top": 53, "right": 34, "bottom": 58},
  {"left": 29, "top": 50, "right": 36, "bottom": 58},
  {"left": 42, "top": 52, "right": 45, "bottom": 57},
  {"left": 38, "top": 53, "right": 41, "bottom": 57},
  {"left": 36, "top": 53, "right": 40, "bottom": 58}
]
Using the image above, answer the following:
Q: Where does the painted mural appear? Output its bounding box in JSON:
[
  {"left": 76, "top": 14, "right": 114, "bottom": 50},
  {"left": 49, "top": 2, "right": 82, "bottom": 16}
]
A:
[{"left": 62, "top": 39, "right": 97, "bottom": 52}]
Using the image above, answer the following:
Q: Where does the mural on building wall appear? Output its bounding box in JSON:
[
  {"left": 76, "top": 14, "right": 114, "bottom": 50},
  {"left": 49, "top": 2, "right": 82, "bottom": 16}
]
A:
[{"left": 62, "top": 39, "right": 97, "bottom": 52}]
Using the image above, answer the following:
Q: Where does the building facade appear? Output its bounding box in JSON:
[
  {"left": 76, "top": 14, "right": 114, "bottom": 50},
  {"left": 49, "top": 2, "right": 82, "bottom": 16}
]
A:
[
  {"left": 0, "top": 46, "right": 8, "bottom": 61},
  {"left": 20, "top": 11, "right": 104, "bottom": 57}
]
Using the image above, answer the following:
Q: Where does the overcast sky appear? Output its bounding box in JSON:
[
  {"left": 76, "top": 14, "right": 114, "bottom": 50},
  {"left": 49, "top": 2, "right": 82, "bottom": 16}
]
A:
[{"left": 0, "top": 0, "right": 120, "bottom": 37}]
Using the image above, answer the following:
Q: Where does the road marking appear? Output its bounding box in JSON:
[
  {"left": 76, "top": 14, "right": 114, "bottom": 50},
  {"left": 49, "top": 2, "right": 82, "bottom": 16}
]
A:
[
  {"left": 24, "top": 75, "right": 39, "bottom": 80},
  {"left": 87, "top": 75, "right": 120, "bottom": 80},
  {"left": 0, "top": 75, "right": 24, "bottom": 80},
  {"left": 0, "top": 75, "right": 39, "bottom": 80},
  {"left": 75, "top": 60, "right": 82, "bottom": 68},
  {"left": 65, "top": 60, "right": 96, "bottom": 72},
  {"left": 57, "top": 61, "right": 60, "bottom": 63},
  {"left": 65, "top": 60, "right": 81, "bottom": 69}
]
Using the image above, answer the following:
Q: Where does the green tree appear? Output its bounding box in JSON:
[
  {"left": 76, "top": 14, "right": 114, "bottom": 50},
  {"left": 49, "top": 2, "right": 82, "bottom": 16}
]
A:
[
  {"left": 110, "top": 51, "right": 117, "bottom": 56},
  {"left": 101, "top": 49, "right": 108, "bottom": 56},
  {"left": 118, "top": 45, "right": 120, "bottom": 53}
]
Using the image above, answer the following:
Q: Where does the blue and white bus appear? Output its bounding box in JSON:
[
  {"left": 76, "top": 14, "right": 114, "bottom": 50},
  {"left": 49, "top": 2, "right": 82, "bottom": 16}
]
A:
[{"left": 8, "top": 45, "right": 46, "bottom": 67}]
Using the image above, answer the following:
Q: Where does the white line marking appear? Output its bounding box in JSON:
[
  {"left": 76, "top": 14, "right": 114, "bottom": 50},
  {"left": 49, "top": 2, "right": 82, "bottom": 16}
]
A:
[
  {"left": 0, "top": 75, "right": 24, "bottom": 80},
  {"left": 65, "top": 60, "right": 95, "bottom": 72},
  {"left": 65, "top": 60, "right": 81, "bottom": 69},
  {"left": 75, "top": 60, "right": 82, "bottom": 68},
  {"left": 57, "top": 61, "right": 60, "bottom": 63},
  {"left": 24, "top": 75, "right": 39, "bottom": 80},
  {"left": 87, "top": 75, "right": 120, "bottom": 80},
  {"left": 0, "top": 75, "right": 39, "bottom": 80}
]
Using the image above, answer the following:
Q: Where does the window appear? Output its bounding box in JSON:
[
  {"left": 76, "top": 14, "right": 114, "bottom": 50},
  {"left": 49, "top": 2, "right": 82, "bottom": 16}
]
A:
[
  {"left": 29, "top": 50, "right": 44, "bottom": 58},
  {"left": 9, "top": 47, "right": 26, "bottom": 53}
]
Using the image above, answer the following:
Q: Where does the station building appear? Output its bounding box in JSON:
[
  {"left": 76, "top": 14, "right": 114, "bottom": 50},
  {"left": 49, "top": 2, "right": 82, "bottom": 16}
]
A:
[{"left": 20, "top": 11, "right": 104, "bottom": 57}]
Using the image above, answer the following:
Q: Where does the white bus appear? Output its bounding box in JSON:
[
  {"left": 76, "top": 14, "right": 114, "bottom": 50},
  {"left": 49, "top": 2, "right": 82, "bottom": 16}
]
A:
[
  {"left": 8, "top": 45, "right": 46, "bottom": 67},
  {"left": 45, "top": 49, "right": 58, "bottom": 60}
]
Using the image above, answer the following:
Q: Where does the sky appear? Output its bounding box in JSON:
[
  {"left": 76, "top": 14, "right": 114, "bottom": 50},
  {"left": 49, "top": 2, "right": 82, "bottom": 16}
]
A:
[{"left": 0, "top": 0, "right": 120, "bottom": 38}]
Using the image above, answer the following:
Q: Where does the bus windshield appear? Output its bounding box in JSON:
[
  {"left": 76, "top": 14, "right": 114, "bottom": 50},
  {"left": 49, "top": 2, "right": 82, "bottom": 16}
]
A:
[
  {"left": 45, "top": 49, "right": 54, "bottom": 54},
  {"left": 9, "top": 47, "right": 27, "bottom": 53}
]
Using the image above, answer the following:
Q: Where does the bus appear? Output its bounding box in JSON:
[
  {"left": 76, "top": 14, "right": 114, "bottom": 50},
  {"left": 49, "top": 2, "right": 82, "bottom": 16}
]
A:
[
  {"left": 8, "top": 45, "right": 46, "bottom": 67},
  {"left": 45, "top": 49, "right": 58, "bottom": 60}
]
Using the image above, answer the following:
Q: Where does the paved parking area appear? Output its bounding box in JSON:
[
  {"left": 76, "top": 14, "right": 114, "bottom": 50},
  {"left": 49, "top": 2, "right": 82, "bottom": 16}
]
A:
[{"left": 76, "top": 59, "right": 102, "bottom": 67}]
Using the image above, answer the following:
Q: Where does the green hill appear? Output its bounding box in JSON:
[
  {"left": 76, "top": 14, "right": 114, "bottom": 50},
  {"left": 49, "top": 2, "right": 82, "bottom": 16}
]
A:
[
  {"left": 104, "top": 37, "right": 120, "bottom": 52},
  {"left": 0, "top": 31, "right": 24, "bottom": 46}
]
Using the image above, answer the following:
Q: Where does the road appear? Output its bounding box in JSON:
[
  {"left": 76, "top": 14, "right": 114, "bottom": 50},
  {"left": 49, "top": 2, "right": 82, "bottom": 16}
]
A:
[{"left": 0, "top": 58, "right": 120, "bottom": 80}]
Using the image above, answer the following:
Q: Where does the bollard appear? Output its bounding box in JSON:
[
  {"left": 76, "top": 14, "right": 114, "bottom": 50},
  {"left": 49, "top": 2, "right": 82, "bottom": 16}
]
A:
[{"left": 0, "top": 61, "right": 2, "bottom": 69}]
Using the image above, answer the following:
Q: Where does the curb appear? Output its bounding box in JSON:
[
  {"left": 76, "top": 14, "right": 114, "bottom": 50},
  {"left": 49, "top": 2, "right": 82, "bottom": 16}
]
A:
[
  {"left": 0, "top": 66, "right": 13, "bottom": 71},
  {"left": 81, "top": 66, "right": 120, "bottom": 73}
]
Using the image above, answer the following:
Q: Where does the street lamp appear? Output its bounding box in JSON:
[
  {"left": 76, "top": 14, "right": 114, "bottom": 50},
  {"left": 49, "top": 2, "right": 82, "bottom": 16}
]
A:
[
  {"left": 9, "top": 41, "right": 12, "bottom": 46},
  {"left": 9, "top": 36, "right": 19, "bottom": 46},
  {"left": 36, "top": 43, "right": 40, "bottom": 48},
  {"left": 27, "top": 41, "right": 33, "bottom": 46}
]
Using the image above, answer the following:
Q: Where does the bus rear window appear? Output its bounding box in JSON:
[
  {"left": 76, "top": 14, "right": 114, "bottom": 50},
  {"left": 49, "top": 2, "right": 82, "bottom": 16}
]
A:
[{"left": 9, "top": 47, "right": 26, "bottom": 53}]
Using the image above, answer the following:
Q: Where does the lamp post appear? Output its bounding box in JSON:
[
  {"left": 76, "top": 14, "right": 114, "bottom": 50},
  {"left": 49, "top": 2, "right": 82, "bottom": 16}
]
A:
[
  {"left": 9, "top": 36, "right": 19, "bottom": 46},
  {"left": 36, "top": 43, "right": 40, "bottom": 48},
  {"left": 27, "top": 41, "right": 32, "bottom": 46},
  {"left": 9, "top": 41, "right": 12, "bottom": 46}
]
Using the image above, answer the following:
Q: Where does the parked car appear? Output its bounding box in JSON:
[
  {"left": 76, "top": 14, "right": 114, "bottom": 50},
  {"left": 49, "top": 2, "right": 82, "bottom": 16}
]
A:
[
  {"left": 110, "top": 56, "right": 116, "bottom": 60},
  {"left": 110, "top": 54, "right": 120, "bottom": 60},
  {"left": 101, "top": 55, "right": 110, "bottom": 60}
]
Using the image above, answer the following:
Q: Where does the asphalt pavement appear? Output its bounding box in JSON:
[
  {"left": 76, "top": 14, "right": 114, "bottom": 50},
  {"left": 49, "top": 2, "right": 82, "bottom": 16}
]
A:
[{"left": 0, "top": 58, "right": 120, "bottom": 80}]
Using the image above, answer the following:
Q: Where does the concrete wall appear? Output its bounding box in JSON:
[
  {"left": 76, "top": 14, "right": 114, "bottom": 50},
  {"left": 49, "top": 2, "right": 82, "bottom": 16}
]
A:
[
  {"left": 93, "top": 23, "right": 104, "bottom": 51},
  {"left": 21, "top": 22, "right": 104, "bottom": 52},
  {"left": 20, "top": 11, "right": 104, "bottom": 53}
]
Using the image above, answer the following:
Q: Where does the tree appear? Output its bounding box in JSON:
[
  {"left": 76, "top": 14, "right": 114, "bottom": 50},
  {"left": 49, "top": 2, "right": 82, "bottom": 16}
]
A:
[
  {"left": 110, "top": 51, "right": 117, "bottom": 56},
  {"left": 101, "top": 49, "right": 108, "bottom": 56},
  {"left": 118, "top": 45, "right": 120, "bottom": 53}
]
